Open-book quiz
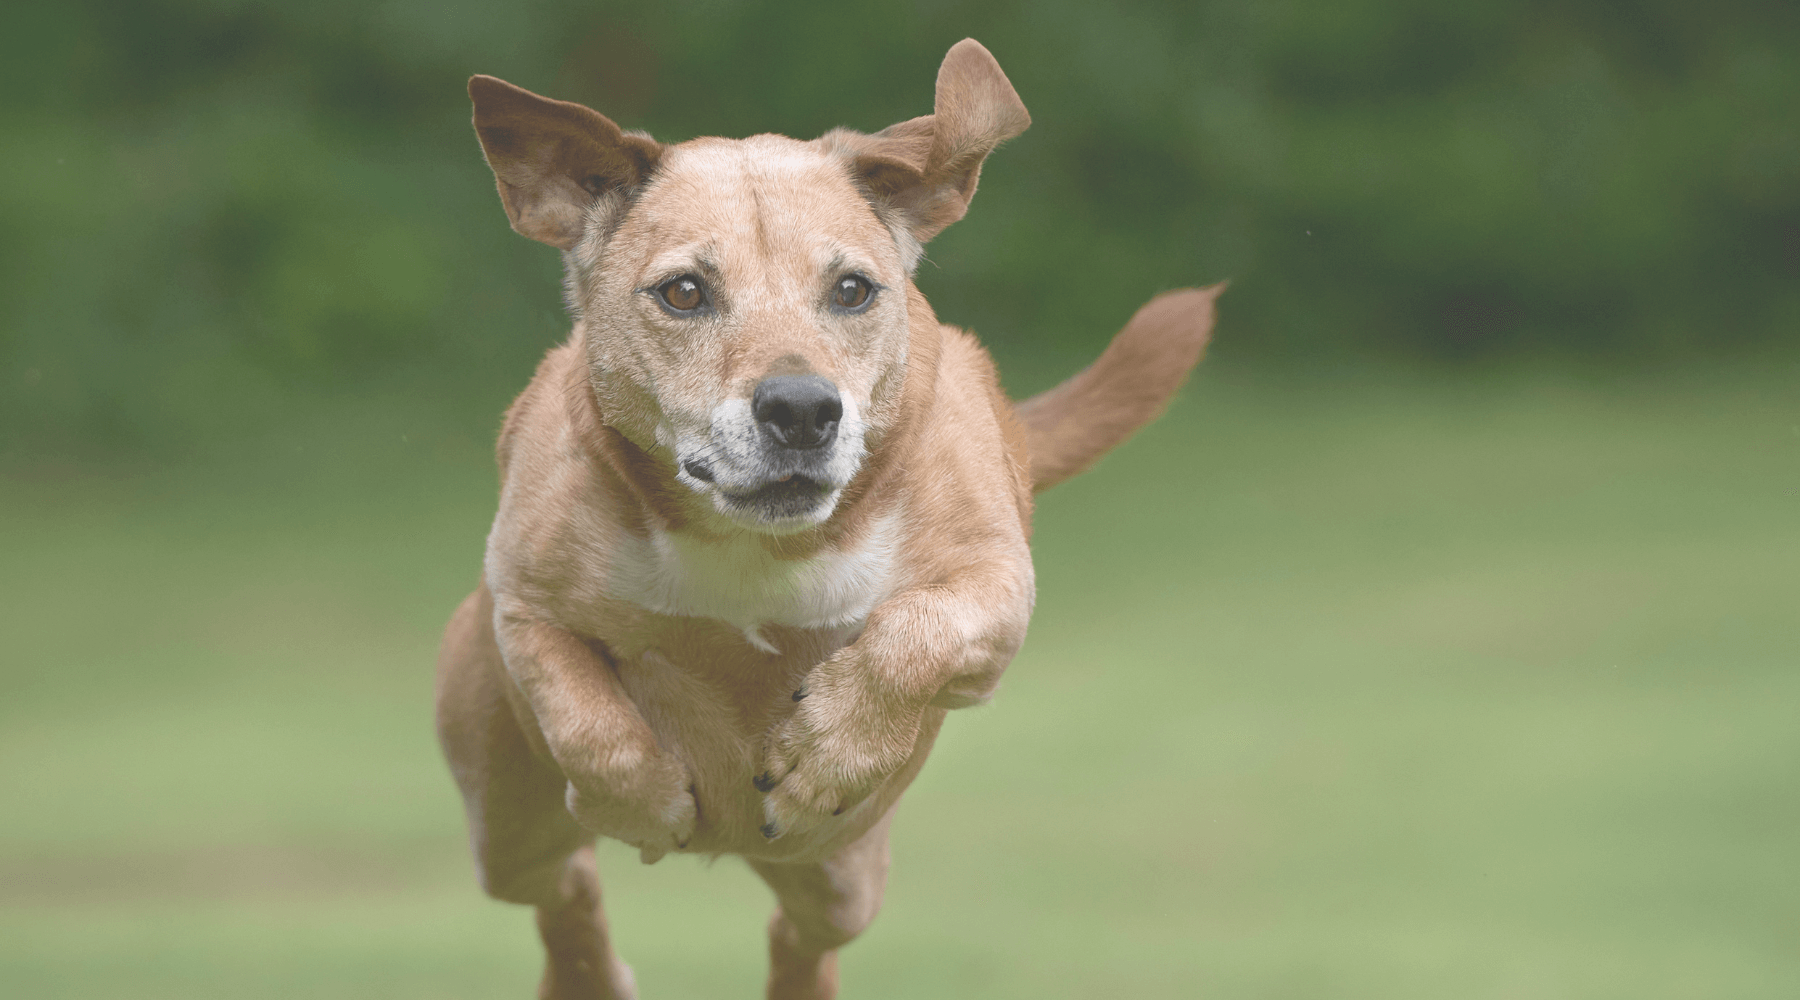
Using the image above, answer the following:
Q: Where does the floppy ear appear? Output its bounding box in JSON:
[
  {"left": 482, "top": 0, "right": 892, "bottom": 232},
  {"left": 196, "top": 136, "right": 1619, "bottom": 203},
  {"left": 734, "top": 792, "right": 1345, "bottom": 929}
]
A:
[
  {"left": 827, "top": 38, "right": 1031, "bottom": 249},
  {"left": 468, "top": 75, "right": 664, "bottom": 251}
]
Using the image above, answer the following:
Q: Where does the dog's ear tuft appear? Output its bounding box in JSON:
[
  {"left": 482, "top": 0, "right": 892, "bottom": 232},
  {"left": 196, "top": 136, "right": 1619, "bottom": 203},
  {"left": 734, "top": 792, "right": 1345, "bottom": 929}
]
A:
[
  {"left": 830, "top": 39, "right": 1030, "bottom": 251},
  {"left": 468, "top": 75, "right": 664, "bottom": 251}
]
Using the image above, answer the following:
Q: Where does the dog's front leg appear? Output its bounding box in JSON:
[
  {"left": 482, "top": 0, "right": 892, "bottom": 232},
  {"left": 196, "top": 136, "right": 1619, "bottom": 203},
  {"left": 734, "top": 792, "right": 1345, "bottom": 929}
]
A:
[
  {"left": 757, "top": 562, "right": 1033, "bottom": 839},
  {"left": 497, "top": 612, "right": 698, "bottom": 861}
]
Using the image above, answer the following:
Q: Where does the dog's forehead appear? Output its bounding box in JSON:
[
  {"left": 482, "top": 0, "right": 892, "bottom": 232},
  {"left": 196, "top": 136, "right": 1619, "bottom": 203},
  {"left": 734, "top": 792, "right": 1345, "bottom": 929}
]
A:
[{"left": 632, "top": 135, "right": 888, "bottom": 254}]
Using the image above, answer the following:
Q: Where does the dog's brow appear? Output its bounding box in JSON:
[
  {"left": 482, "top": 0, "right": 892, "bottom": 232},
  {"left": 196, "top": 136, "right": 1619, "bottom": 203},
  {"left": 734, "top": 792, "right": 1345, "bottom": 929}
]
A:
[
  {"left": 643, "top": 244, "right": 720, "bottom": 284},
  {"left": 824, "top": 249, "right": 877, "bottom": 279}
]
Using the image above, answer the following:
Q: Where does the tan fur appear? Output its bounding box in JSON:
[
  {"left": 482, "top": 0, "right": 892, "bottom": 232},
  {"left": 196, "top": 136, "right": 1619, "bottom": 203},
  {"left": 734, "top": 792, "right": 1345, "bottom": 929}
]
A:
[
  {"left": 1016, "top": 284, "right": 1223, "bottom": 492},
  {"left": 436, "top": 39, "right": 1217, "bottom": 1000}
]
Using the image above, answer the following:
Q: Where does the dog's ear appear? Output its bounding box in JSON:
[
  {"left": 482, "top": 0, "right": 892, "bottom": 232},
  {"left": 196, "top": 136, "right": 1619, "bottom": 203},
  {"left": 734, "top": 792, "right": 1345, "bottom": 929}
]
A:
[
  {"left": 829, "top": 39, "right": 1030, "bottom": 251},
  {"left": 468, "top": 75, "right": 664, "bottom": 251}
]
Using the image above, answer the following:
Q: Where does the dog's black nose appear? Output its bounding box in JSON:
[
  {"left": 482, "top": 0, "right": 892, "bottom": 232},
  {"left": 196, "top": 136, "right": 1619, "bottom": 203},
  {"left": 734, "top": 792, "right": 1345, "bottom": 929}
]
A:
[{"left": 753, "top": 375, "right": 842, "bottom": 450}]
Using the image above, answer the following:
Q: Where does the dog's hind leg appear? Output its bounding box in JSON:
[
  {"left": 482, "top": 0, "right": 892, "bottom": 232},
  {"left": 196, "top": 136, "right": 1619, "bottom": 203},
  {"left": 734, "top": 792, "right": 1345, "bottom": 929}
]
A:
[
  {"left": 437, "top": 585, "right": 638, "bottom": 1000},
  {"left": 529, "top": 845, "right": 637, "bottom": 1000},
  {"left": 746, "top": 806, "right": 896, "bottom": 1000}
]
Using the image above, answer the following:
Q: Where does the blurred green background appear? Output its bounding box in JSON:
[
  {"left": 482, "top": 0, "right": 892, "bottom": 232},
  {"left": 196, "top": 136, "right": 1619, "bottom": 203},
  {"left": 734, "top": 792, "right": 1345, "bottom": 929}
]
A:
[{"left": 2, "top": 1, "right": 1796, "bottom": 998}]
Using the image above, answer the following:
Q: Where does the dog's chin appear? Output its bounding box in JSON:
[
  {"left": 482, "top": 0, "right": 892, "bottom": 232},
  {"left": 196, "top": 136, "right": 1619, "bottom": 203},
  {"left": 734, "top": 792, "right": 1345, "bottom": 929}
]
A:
[{"left": 711, "top": 476, "right": 842, "bottom": 534}]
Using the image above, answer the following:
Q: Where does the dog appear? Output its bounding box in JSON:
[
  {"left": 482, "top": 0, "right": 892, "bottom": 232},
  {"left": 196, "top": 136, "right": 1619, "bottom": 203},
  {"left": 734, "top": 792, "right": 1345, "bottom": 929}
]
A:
[{"left": 435, "top": 38, "right": 1219, "bottom": 1000}]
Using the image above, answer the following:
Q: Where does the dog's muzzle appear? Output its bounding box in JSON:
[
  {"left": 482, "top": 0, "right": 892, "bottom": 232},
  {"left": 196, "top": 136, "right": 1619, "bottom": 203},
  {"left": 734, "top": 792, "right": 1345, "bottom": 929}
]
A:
[{"left": 673, "top": 380, "right": 865, "bottom": 531}]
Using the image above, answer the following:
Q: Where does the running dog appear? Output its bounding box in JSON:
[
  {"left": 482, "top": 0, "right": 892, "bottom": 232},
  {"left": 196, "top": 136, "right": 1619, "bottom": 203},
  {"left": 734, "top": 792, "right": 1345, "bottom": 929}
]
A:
[{"left": 436, "top": 38, "right": 1219, "bottom": 1000}]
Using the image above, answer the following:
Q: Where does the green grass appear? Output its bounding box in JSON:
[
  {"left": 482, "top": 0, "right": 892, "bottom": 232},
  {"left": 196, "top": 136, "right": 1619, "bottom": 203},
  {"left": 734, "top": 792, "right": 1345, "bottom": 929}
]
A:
[{"left": 3, "top": 364, "right": 1797, "bottom": 998}]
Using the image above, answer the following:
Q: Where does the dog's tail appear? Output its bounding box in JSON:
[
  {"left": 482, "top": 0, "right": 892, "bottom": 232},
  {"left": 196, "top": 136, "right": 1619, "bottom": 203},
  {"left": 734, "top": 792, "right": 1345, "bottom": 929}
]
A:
[{"left": 1015, "top": 284, "right": 1223, "bottom": 493}]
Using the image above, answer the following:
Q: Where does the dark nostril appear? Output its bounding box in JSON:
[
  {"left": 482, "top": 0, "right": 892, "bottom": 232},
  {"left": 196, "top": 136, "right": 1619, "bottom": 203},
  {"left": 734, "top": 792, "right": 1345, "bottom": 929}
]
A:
[
  {"left": 814, "top": 398, "right": 843, "bottom": 431},
  {"left": 752, "top": 375, "right": 842, "bottom": 450}
]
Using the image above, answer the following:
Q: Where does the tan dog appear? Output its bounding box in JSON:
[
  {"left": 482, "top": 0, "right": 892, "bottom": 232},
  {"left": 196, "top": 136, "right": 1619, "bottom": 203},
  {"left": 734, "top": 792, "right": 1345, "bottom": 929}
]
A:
[{"left": 435, "top": 38, "right": 1219, "bottom": 1000}]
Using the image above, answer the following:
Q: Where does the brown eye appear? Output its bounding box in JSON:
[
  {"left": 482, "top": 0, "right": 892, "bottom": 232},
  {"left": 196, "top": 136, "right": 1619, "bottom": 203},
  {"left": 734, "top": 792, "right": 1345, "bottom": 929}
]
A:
[
  {"left": 833, "top": 275, "right": 873, "bottom": 311},
  {"left": 658, "top": 276, "right": 705, "bottom": 313}
]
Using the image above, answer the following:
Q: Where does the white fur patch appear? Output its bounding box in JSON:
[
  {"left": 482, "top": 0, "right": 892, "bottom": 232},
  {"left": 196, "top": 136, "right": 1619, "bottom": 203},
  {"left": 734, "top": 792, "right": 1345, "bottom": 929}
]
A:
[
  {"left": 700, "top": 394, "right": 867, "bottom": 494},
  {"left": 742, "top": 624, "right": 781, "bottom": 656},
  {"left": 606, "top": 511, "right": 901, "bottom": 648},
  {"left": 887, "top": 222, "right": 924, "bottom": 275},
  {"left": 667, "top": 392, "right": 869, "bottom": 533}
]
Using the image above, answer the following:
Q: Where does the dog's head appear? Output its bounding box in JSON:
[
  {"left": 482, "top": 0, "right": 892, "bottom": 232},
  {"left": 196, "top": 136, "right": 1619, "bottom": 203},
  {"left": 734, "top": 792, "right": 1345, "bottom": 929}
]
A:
[{"left": 470, "top": 40, "right": 1028, "bottom": 534}]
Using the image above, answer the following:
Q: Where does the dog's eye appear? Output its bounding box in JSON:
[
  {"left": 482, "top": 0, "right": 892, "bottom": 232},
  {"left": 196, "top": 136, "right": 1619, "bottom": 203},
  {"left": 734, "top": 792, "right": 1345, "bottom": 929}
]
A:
[
  {"left": 658, "top": 276, "right": 706, "bottom": 314},
  {"left": 832, "top": 275, "right": 874, "bottom": 312}
]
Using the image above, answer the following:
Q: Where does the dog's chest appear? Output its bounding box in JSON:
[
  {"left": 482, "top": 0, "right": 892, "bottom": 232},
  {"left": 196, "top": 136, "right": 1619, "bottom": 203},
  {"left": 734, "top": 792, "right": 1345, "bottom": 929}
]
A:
[{"left": 603, "top": 515, "right": 900, "bottom": 652}]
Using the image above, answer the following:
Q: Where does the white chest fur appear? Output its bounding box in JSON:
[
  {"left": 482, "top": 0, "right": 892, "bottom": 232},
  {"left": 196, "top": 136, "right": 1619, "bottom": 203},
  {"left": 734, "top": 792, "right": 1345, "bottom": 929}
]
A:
[{"left": 605, "top": 513, "right": 901, "bottom": 654}]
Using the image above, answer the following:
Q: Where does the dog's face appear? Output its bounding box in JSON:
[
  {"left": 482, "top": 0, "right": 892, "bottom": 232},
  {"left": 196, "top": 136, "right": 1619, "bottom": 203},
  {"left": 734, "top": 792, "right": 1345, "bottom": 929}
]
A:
[
  {"left": 470, "top": 41, "right": 1029, "bottom": 533},
  {"left": 575, "top": 137, "right": 914, "bottom": 532}
]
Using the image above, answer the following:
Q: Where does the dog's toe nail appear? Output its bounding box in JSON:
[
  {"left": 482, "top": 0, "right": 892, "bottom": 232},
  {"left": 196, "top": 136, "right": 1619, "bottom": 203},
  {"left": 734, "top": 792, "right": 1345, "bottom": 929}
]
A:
[
  {"left": 752, "top": 772, "right": 776, "bottom": 793},
  {"left": 760, "top": 821, "right": 780, "bottom": 839},
  {"left": 832, "top": 804, "right": 845, "bottom": 816},
  {"left": 792, "top": 687, "right": 807, "bottom": 701}
]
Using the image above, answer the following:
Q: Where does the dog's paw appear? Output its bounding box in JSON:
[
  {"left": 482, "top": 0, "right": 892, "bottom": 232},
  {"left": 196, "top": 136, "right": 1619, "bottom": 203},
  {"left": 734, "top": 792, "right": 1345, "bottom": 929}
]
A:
[
  {"left": 755, "top": 658, "right": 920, "bottom": 840},
  {"left": 563, "top": 744, "right": 697, "bottom": 859}
]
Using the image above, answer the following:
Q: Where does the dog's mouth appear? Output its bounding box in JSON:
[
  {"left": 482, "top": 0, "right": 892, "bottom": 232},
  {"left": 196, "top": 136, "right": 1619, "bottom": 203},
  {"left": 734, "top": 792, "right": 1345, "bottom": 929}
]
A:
[
  {"left": 717, "top": 474, "right": 835, "bottom": 520},
  {"left": 671, "top": 396, "right": 867, "bottom": 532},
  {"left": 676, "top": 450, "right": 847, "bottom": 531}
]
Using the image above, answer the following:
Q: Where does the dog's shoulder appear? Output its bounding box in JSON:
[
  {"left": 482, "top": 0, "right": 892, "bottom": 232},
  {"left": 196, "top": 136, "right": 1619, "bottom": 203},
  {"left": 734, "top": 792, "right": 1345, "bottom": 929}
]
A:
[
  {"left": 485, "top": 337, "right": 629, "bottom": 612},
  {"left": 911, "top": 324, "right": 1033, "bottom": 539},
  {"left": 496, "top": 336, "right": 586, "bottom": 480}
]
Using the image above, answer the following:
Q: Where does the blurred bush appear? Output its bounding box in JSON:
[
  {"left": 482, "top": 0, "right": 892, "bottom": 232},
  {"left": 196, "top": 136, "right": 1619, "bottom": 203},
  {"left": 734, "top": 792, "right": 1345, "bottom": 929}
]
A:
[{"left": 2, "top": 0, "right": 1796, "bottom": 457}]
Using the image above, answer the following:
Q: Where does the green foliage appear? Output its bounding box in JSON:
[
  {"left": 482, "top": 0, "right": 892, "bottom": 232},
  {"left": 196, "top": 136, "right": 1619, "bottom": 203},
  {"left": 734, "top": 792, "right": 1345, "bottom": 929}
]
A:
[{"left": 2, "top": 1, "right": 1797, "bottom": 455}]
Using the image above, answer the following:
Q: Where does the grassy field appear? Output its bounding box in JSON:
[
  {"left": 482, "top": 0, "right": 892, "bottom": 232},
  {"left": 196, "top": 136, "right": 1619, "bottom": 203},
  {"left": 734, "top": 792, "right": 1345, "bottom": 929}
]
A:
[{"left": 2, "top": 363, "right": 1796, "bottom": 999}]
